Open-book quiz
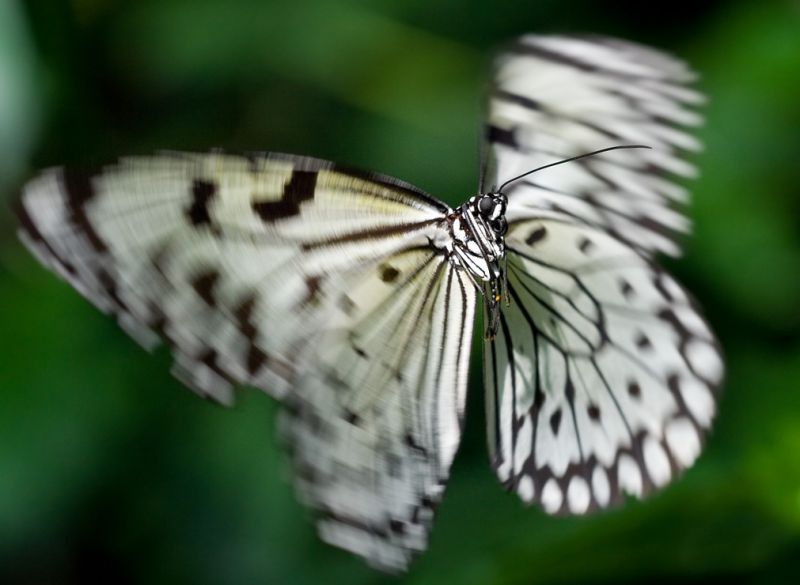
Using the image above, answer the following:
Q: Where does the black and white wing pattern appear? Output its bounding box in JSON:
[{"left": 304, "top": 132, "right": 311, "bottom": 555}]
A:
[
  {"left": 283, "top": 254, "right": 475, "bottom": 571},
  {"left": 15, "top": 152, "right": 476, "bottom": 568},
  {"left": 481, "top": 36, "right": 722, "bottom": 513},
  {"left": 485, "top": 215, "right": 722, "bottom": 513},
  {"left": 15, "top": 152, "right": 448, "bottom": 404},
  {"left": 481, "top": 34, "right": 705, "bottom": 257}
]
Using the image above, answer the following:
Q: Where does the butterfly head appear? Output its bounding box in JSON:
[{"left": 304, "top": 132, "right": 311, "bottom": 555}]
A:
[{"left": 473, "top": 193, "right": 508, "bottom": 236}]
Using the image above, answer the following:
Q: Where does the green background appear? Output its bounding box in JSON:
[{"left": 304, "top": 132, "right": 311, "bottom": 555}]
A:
[{"left": 1, "top": 0, "right": 799, "bottom": 583}]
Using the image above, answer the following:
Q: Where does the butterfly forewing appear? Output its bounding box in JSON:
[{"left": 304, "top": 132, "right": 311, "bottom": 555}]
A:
[
  {"left": 16, "top": 152, "right": 448, "bottom": 404},
  {"left": 481, "top": 34, "right": 705, "bottom": 257}
]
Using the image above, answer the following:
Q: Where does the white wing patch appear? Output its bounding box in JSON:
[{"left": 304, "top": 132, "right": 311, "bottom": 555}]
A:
[
  {"left": 281, "top": 255, "right": 476, "bottom": 571},
  {"left": 484, "top": 216, "right": 722, "bottom": 514},
  {"left": 481, "top": 34, "right": 705, "bottom": 257}
]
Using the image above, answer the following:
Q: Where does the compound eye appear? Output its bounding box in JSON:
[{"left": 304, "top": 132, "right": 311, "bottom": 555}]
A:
[
  {"left": 477, "top": 195, "right": 494, "bottom": 215},
  {"left": 493, "top": 216, "right": 508, "bottom": 236}
]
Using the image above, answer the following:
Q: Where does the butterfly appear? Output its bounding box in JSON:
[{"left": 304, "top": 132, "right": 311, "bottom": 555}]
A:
[{"left": 14, "top": 34, "right": 722, "bottom": 572}]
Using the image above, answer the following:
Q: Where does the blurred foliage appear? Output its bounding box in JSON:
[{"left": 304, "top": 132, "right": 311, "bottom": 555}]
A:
[
  {"left": 1, "top": 0, "right": 799, "bottom": 583},
  {"left": 0, "top": 1, "right": 40, "bottom": 191}
]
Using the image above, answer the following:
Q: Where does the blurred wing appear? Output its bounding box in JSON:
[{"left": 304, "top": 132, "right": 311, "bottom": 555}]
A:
[
  {"left": 15, "top": 152, "right": 450, "bottom": 405},
  {"left": 484, "top": 214, "right": 722, "bottom": 514},
  {"left": 282, "top": 255, "right": 476, "bottom": 571},
  {"left": 481, "top": 34, "right": 705, "bottom": 257}
]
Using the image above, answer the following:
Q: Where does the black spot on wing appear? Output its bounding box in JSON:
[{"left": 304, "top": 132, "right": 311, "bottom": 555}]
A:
[
  {"left": 191, "top": 270, "right": 220, "bottom": 306},
  {"left": 487, "top": 125, "right": 518, "bottom": 148},
  {"left": 187, "top": 179, "right": 217, "bottom": 227},
  {"left": 565, "top": 380, "right": 576, "bottom": 404},
  {"left": 246, "top": 345, "right": 268, "bottom": 376},
  {"left": 198, "top": 348, "right": 231, "bottom": 382},
  {"left": 619, "top": 278, "right": 634, "bottom": 299},
  {"left": 62, "top": 169, "right": 107, "bottom": 253},
  {"left": 301, "top": 275, "right": 323, "bottom": 307},
  {"left": 233, "top": 294, "right": 269, "bottom": 375},
  {"left": 343, "top": 409, "right": 361, "bottom": 426},
  {"left": 252, "top": 170, "right": 317, "bottom": 221},
  {"left": 234, "top": 295, "right": 257, "bottom": 339},
  {"left": 380, "top": 264, "right": 400, "bottom": 283},
  {"left": 525, "top": 226, "right": 548, "bottom": 246},
  {"left": 635, "top": 332, "right": 653, "bottom": 351},
  {"left": 578, "top": 237, "right": 595, "bottom": 254},
  {"left": 533, "top": 388, "right": 546, "bottom": 412},
  {"left": 550, "top": 409, "right": 562, "bottom": 435}
]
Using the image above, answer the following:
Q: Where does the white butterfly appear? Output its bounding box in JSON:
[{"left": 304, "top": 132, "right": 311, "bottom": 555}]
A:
[{"left": 14, "top": 34, "right": 722, "bottom": 571}]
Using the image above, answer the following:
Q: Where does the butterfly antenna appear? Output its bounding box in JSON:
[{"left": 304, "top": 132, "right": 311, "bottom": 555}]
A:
[{"left": 496, "top": 144, "right": 651, "bottom": 193}]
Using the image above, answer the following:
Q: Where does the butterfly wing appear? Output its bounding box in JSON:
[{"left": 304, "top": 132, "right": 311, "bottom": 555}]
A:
[
  {"left": 481, "top": 34, "right": 705, "bottom": 257},
  {"left": 15, "top": 152, "right": 449, "bottom": 404},
  {"left": 282, "top": 255, "right": 476, "bottom": 571},
  {"left": 480, "top": 35, "right": 721, "bottom": 512},
  {"left": 485, "top": 214, "right": 722, "bottom": 513},
  {"left": 15, "top": 151, "right": 477, "bottom": 569}
]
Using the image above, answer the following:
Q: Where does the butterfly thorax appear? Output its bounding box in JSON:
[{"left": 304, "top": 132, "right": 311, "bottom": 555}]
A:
[{"left": 445, "top": 193, "right": 508, "bottom": 337}]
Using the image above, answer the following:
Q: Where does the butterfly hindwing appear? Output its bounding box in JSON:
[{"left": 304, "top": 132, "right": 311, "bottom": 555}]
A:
[
  {"left": 485, "top": 214, "right": 722, "bottom": 513},
  {"left": 481, "top": 34, "right": 705, "bottom": 257},
  {"left": 281, "top": 253, "right": 476, "bottom": 571}
]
